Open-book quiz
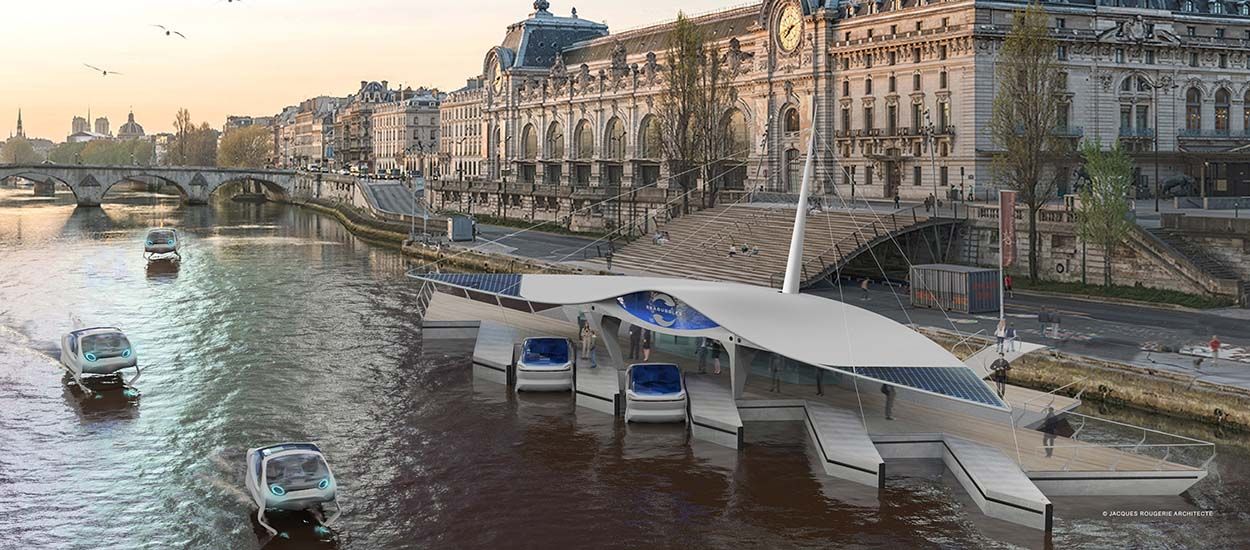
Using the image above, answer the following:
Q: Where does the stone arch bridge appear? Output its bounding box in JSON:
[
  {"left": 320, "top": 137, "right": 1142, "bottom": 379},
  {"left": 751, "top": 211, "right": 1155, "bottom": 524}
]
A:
[{"left": 0, "top": 164, "right": 306, "bottom": 206}]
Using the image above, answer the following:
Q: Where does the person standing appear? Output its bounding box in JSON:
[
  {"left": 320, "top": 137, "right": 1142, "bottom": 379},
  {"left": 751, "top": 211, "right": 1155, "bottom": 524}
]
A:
[
  {"left": 893, "top": 192, "right": 901, "bottom": 210},
  {"left": 860, "top": 278, "right": 871, "bottom": 301},
  {"left": 1005, "top": 322, "right": 1018, "bottom": 352},
  {"left": 696, "top": 337, "right": 709, "bottom": 374},
  {"left": 710, "top": 340, "right": 722, "bottom": 375},
  {"left": 1038, "top": 307, "right": 1050, "bottom": 338},
  {"left": 881, "top": 384, "right": 896, "bottom": 420},
  {"left": 1210, "top": 335, "right": 1222, "bottom": 367},
  {"left": 1003, "top": 274, "right": 1014, "bottom": 298},
  {"left": 995, "top": 319, "right": 1007, "bottom": 353},
  {"left": 769, "top": 353, "right": 784, "bottom": 392},
  {"left": 627, "top": 325, "right": 642, "bottom": 360},
  {"left": 1051, "top": 310, "right": 1061, "bottom": 339},
  {"left": 1041, "top": 406, "right": 1058, "bottom": 458},
  {"left": 606, "top": 251, "right": 614, "bottom": 271},
  {"left": 641, "top": 329, "right": 653, "bottom": 361},
  {"left": 990, "top": 353, "right": 1011, "bottom": 399},
  {"left": 815, "top": 368, "right": 825, "bottom": 396},
  {"left": 579, "top": 324, "right": 595, "bottom": 364}
]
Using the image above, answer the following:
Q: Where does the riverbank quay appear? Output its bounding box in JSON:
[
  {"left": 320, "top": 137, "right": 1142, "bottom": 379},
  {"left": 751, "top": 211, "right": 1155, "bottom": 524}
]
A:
[
  {"left": 923, "top": 328, "right": 1250, "bottom": 433},
  {"left": 283, "top": 197, "right": 598, "bottom": 276}
]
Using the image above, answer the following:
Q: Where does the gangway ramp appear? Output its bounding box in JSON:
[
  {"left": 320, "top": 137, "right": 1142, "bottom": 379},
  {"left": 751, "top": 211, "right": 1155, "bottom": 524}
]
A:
[
  {"left": 685, "top": 376, "right": 743, "bottom": 449},
  {"left": 805, "top": 402, "right": 885, "bottom": 488},
  {"left": 574, "top": 356, "right": 621, "bottom": 416},
  {"left": 470, "top": 320, "right": 517, "bottom": 385}
]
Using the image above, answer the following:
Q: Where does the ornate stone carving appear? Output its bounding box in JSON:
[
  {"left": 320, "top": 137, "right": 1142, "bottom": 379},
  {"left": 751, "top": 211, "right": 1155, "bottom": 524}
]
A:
[
  {"left": 643, "top": 52, "right": 660, "bottom": 85},
  {"left": 724, "top": 37, "right": 755, "bottom": 76}
]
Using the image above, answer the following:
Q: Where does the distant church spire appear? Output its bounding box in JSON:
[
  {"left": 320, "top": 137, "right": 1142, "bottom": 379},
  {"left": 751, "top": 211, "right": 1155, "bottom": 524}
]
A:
[{"left": 15, "top": 108, "right": 24, "bottom": 139}]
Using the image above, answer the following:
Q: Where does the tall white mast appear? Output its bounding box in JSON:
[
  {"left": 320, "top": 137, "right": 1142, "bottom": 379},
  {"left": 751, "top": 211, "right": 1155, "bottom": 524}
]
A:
[{"left": 782, "top": 101, "right": 818, "bottom": 295}]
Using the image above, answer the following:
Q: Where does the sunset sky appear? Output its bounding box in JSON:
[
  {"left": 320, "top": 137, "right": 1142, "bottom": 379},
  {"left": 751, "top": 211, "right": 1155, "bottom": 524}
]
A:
[{"left": 2, "top": 0, "right": 729, "bottom": 140}]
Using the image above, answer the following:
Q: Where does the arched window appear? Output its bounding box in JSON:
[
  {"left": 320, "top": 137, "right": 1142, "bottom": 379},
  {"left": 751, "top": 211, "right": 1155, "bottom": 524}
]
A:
[
  {"left": 1211, "top": 0, "right": 1225, "bottom": 14},
  {"left": 783, "top": 107, "right": 800, "bottom": 133},
  {"left": 865, "top": 76, "right": 874, "bottom": 95},
  {"left": 1186, "top": 87, "right": 1202, "bottom": 131},
  {"left": 605, "top": 117, "right": 626, "bottom": 160},
  {"left": 520, "top": 124, "right": 537, "bottom": 160},
  {"left": 638, "top": 115, "right": 661, "bottom": 159},
  {"left": 1215, "top": 89, "right": 1230, "bottom": 132},
  {"left": 574, "top": 119, "right": 594, "bottom": 159},
  {"left": 785, "top": 148, "right": 801, "bottom": 192},
  {"left": 721, "top": 109, "right": 750, "bottom": 160},
  {"left": 545, "top": 121, "right": 564, "bottom": 159},
  {"left": 1244, "top": 90, "right": 1250, "bottom": 134}
]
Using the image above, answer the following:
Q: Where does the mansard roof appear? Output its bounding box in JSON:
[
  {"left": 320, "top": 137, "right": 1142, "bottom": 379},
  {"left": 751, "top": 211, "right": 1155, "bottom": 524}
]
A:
[
  {"left": 498, "top": 2, "right": 609, "bottom": 70},
  {"left": 561, "top": 5, "right": 760, "bottom": 67}
]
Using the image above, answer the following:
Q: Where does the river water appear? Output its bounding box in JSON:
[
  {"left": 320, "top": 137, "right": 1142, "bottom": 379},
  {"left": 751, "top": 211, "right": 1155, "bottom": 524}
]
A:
[{"left": 1, "top": 186, "right": 1247, "bottom": 550}]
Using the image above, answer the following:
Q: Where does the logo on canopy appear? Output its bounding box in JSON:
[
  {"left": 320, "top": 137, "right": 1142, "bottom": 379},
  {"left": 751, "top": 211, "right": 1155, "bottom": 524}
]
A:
[{"left": 616, "top": 291, "right": 719, "bottom": 331}]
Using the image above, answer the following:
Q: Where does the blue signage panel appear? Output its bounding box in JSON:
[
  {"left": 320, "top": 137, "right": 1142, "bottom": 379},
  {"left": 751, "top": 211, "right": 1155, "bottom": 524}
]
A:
[{"left": 616, "top": 291, "right": 719, "bottom": 331}]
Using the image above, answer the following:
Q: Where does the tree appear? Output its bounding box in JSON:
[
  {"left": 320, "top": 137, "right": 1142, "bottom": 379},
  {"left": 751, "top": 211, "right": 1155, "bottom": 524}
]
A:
[
  {"left": 1, "top": 136, "right": 40, "bottom": 164},
  {"left": 988, "top": 2, "right": 1070, "bottom": 282},
  {"left": 171, "top": 108, "right": 194, "bottom": 166},
  {"left": 48, "top": 142, "right": 86, "bottom": 164},
  {"left": 218, "top": 126, "right": 273, "bottom": 168},
  {"left": 1076, "top": 141, "right": 1135, "bottom": 287},
  {"left": 657, "top": 14, "right": 703, "bottom": 215},
  {"left": 657, "top": 14, "right": 736, "bottom": 213}
]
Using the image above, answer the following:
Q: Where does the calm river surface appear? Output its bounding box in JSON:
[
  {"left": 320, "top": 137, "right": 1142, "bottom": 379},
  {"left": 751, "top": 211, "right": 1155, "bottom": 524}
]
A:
[{"left": 1, "top": 186, "right": 1248, "bottom": 550}]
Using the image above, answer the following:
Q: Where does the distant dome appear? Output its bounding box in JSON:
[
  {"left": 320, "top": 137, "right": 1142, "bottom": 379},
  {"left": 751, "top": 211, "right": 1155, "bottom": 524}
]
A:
[{"left": 118, "top": 111, "right": 145, "bottom": 139}]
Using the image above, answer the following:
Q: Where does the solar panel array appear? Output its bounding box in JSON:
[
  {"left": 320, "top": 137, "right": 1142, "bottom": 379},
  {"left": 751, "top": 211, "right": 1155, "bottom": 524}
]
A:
[
  {"left": 836, "top": 366, "right": 1005, "bottom": 408},
  {"left": 415, "top": 273, "right": 524, "bottom": 297}
]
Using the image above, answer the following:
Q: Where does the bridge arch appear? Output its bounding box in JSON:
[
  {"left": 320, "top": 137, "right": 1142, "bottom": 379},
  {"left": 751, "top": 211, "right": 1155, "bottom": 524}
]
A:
[
  {"left": 99, "top": 173, "right": 188, "bottom": 201},
  {"left": 208, "top": 175, "right": 290, "bottom": 200},
  {"left": 0, "top": 170, "right": 81, "bottom": 202}
]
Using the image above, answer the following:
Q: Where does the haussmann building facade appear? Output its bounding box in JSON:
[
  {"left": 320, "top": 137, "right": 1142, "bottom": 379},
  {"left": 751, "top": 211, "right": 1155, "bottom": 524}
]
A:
[{"left": 428, "top": 0, "right": 1250, "bottom": 231}]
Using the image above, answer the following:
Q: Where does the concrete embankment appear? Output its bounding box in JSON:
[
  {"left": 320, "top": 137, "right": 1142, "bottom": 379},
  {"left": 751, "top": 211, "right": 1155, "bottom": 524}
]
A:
[
  {"left": 284, "top": 197, "right": 593, "bottom": 275},
  {"left": 923, "top": 328, "right": 1249, "bottom": 433}
]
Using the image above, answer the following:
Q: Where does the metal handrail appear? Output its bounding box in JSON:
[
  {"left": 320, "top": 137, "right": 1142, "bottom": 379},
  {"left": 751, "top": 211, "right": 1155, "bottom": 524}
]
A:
[{"left": 1014, "top": 376, "right": 1089, "bottom": 423}]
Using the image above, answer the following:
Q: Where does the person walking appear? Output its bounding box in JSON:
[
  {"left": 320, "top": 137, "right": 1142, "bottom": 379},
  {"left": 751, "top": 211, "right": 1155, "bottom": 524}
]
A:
[
  {"left": 627, "top": 325, "right": 642, "bottom": 360},
  {"left": 696, "top": 337, "right": 709, "bottom": 374},
  {"left": 1051, "top": 310, "right": 1062, "bottom": 339},
  {"left": 606, "top": 251, "right": 614, "bottom": 271},
  {"left": 860, "top": 278, "right": 871, "bottom": 301},
  {"left": 1038, "top": 307, "right": 1050, "bottom": 338},
  {"left": 579, "top": 324, "right": 596, "bottom": 365},
  {"left": 995, "top": 319, "right": 1007, "bottom": 353},
  {"left": 1041, "top": 406, "right": 1058, "bottom": 458},
  {"left": 893, "top": 192, "right": 901, "bottom": 210},
  {"left": 990, "top": 353, "right": 1011, "bottom": 399},
  {"left": 769, "top": 353, "right": 784, "bottom": 392},
  {"left": 881, "top": 383, "right": 896, "bottom": 420},
  {"left": 1005, "top": 322, "right": 1018, "bottom": 352},
  {"left": 1003, "top": 274, "right": 1014, "bottom": 298},
  {"left": 710, "top": 340, "right": 722, "bottom": 375},
  {"left": 641, "top": 329, "right": 653, "bottom": 361},
  {"left": 1210, "top": 335, "right": 1222, "bottom": 367}
]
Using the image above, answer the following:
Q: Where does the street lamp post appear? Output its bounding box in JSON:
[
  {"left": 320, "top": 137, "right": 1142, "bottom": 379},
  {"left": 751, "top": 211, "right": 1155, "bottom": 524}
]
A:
[
  {"left": 924, "top": 107, "right": 938, "bottom": 206},
  {"left": 1147, "top": 74, "right": 1177, "bottom": 212}
]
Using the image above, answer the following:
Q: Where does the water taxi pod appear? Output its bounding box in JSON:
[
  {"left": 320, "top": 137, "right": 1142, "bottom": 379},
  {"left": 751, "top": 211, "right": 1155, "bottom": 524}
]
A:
[
  {"left": 245, "top": 442, "right": 341, "bottom": 536},
  {"left": 515, "top": 337, "right": 574, "bottom": 392},
  {"left": 59, "top": 327, "right": 139, "bottom": 394},
  {"left": 144, "top": 228, "right": 180, "bottom": 261},
  {"left": 624, "top": 363, "right": 688, "bottom": 424}
]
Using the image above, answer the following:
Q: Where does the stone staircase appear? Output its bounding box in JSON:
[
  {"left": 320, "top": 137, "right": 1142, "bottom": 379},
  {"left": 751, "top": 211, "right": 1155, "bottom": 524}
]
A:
[
  {"left": 596, "top": 204, "right": 927, "bottom": 287},
  {"left": 1145, "top": 227, "right": 1246, "bottom": 305}
]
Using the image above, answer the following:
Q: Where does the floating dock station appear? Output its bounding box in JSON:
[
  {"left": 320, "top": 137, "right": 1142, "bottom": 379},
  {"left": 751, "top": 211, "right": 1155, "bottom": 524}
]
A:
[{"left": 414, "top": 273, "right": 1213, "bottom": 534}]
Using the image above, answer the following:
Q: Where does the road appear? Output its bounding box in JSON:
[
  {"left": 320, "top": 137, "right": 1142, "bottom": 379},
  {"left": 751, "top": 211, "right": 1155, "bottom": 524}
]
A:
[
  {"left": 813, "top": 282, "right": 1250, "bottom": 391},
  {"left": 468, "top": 223, "right": 605, "bottom": 262}
]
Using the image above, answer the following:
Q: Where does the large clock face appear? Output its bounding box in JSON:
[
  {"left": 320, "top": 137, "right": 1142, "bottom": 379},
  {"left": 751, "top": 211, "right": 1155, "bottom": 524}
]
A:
[
  {"left": 777, "top": 4, "right": 802, "bottom": 53},
  {"left": 491, "top": 68, "right": 503, "bottom": 94}
]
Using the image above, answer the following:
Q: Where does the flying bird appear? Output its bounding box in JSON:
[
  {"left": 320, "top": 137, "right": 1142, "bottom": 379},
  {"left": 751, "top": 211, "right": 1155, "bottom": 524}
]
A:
[
  {"left": 83, "top": 64, "right": 122, "bottom": 76},
  {"left": 151, "top": 25, "right": 187, "bottom": 39}
]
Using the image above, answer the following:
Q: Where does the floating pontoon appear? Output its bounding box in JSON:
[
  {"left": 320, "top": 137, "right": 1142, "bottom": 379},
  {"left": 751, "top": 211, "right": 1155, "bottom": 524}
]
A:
[
  {"left": 245, "top": 442, "right": 341, "bottom": 536},
  {"left": 515, "top": 337, "right": 574, "bottom": 392},
  {"left": 59, "top": 326, "right": 140, "bottom": 394},
  {"left": 144, "top": 228, "right": 180, "bottom": 261},
  {"left": 624, "top": 363, "right": 688, "bottom": 423}
]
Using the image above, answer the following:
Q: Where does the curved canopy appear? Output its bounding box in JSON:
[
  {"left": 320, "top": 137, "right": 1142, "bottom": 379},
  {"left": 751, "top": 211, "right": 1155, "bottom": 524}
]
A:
[{"left": 414, "top": 273, "right": 1003, "bottom": 408}]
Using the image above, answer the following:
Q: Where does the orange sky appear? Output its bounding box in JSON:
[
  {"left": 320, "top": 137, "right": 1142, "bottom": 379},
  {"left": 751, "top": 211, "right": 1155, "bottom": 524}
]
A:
[{"left": 1, "top": 0, "right": 731, "bottom": 140}]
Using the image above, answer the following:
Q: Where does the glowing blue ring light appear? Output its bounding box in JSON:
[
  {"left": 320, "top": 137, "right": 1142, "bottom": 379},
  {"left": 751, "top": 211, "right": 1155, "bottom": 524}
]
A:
[
  {"left": 84, "top": 352, "right": 98, "bottom": 362},
  {"left": 146, "top": 240, "right": 154, "bottom": 246},
  {"left": 318, "top": 478, "right": 330, "bottom": 490},
  {"left": 166, "top": 239, "right": 175, "bottom": 245},
  {"left": 122, "top": 348, "right": 132, "bottom": 358},
  {"left": 269, "top": 484, "right": 286, "bottom": 496}
]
